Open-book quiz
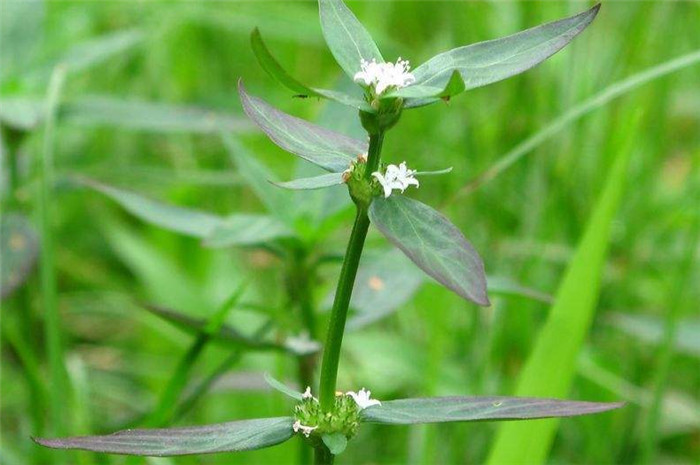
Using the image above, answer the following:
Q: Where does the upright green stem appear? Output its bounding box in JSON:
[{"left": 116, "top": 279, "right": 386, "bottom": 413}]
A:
[{"left": 318, "top": 132, "right": 384, "bottom": 411}]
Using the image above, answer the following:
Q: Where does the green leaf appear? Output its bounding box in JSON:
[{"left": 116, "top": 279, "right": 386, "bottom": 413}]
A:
[
  {"left": 203, "top": 214, "right": 293, "bottom": 247},
  {"left": 60, "top": 96, "right": 252, "bottom": 133},
  {"left": 318, "top": 0, "right": 383, "bottom": 79},
  {"left": 250, "top": 27, "right": 373, "bottom": 109},
  {"left": 0, "top": 97, "right": 253, "bottom": 133},
  {"left": 34, "top": 417, "right": 295, "bottom": 455},
  {"left": 321, "top": 433, "right": 347, "bottom": 455},
  {"left": 238, "top": 81, "right": 365, "bottom": 172},
  {"left": 486, "top": 114, "right": 634, "bottom": 465},
  {"left": 388, "top": 70, "right": 465, "bottom": 102},
  {"left": 250, "top": 27, "right": 322, "bottom": 97},
  {"left": 84, "top": 179, "right": 223, "bottom": 238},
  {"left": 1, "top": 213, "right": 39, "bottom": 299},
  {"left": 361, "top": 397, "right": 622, "bottom": 425},
  {"left": 263, "top": 373, "right": 303, "bottom": 401},
  {"left": 272, "top": 172, "right": 344, "bottom": 191},
  {"left": 221, "top": 133, "right": 293, "bottom": 222},
  {"left": 368, "top": 195, "right": 489, "bottom": 306},
  {"left": 412, "top": 4, "right": 600, "bottom": 91}
]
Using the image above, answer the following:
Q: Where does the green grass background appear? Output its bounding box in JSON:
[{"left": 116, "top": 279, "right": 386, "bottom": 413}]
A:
[{"left": 1, "top": 1, "right": 699, "bottom": 464}]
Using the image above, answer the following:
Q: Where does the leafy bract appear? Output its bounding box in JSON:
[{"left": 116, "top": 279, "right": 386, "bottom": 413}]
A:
[
  {"left": 322, "top": 433, "right": 347, "bottom": 455},
  {"left": 368, "top": 195, "right": 489, "bottom": 306},
  {"left": 272, "top": 172, "right": 344, "bottom": 190},
  {"left": 264, "top": 373, "right": 303, "bottom": 401},
  {"left": 84, "top": 179, "right": 223, "bottom": 238},
  {"left": 203, "top": 214, "right": 292, "bottom": 247},
  {"left": 34, "top": 417, "right": 294, "bottom": 456},
  {"left": 1, "top": 213, "right": 39, "bottom": 299},
  {"left": 318, "top": 0, "right": 383, "bottom": 79},
  {"left": 238, "top": 81, "right": 366, "bottom": 172},
  {"left": 361, "top": 396, "right": 623, "bottom": 425},
  {"left": 412, "top": 4, "right": 600, "bottom": 91}
]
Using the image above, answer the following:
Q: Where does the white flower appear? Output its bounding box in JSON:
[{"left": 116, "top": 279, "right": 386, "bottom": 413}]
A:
[
  {"left": 292, "top": 420, "right": 318, "bottom": 437},
  {"left": 372, "top": 162, "right": 420, "bottom": 198},
  {"left": 346, "top": 388, "right": 382, "bottom": 410},
  {"left": 354, "top": 58, "right": 415, "bottom": 95},
  {"left": 302, "top": 386, "right": 317, "bottom": 401}
]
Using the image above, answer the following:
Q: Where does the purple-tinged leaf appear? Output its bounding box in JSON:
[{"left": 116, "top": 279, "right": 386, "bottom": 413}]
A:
[
  {"left": 361, "top": 397, "right": 623, "bottom": 425},
  {"left": 34, "top": 417, "right": 294, "bottom": 456},
  {"left": 238, "top": 81, "right": 366, "bottom": 173},
  {"left": 368, "top": 195, "right": 489, "bottom": 306},
  {"left": 412, "top": 5, "right": 600, "bottom": 91}
]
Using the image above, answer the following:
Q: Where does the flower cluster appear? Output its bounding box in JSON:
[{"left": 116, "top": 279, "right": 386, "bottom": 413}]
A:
[
  {"left": 372, "top": 162, "right": 419, "bottom": 198},
  {"left": 354, "top": 58, "right": 415, "bottom": 96},
  {"left": 291, "top": 387, "right": 381, "bottom": 440}
]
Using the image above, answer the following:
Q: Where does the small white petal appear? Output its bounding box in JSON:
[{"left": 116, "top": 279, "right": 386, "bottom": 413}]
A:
[{"left": 346, "top": 388, "right": 382, "bottom": 410}]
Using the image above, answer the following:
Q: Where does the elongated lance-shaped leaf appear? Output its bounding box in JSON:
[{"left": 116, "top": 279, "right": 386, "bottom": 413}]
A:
[
  {"left": 0, "top": 97, "right": 253, "bottom": 133},
  {"left": 361, "top": 396, "right": 623, "bottom": 425},
  {"left": 412, "top": 4, "right": 600, "bottom": 90},
  {"left": 83, "top": 178, "right": 223, "bottom": 238},
  {"left": 34, "top": 417, "right": 295, "bottom": 456},
  {"left": 369, "top": 195, "right": 489, "bottom": 306},
  {"left": 251, "top": 28, "right": 371, "bottom": 111},
  {"left": 318, "top": 0, "right": 383, "bottom": 79},
  {"left": 203, "top": 214, "right": 292, "bottom": 247},
  {"left": 272, "top": 172, "right": 344, "bottom": 190},
  {"left": 1, "top": 213, "right": 39, "bottom": 299},
  {"left": 238, "top": 81, "right": 366, "bottom": 172},
  {"left": 251, "top": 27, "right": 322, "bottom": 97}
]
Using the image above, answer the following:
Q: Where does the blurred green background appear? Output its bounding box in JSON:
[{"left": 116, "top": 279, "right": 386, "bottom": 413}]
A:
[{"left": 1, "top": 1, "right": 698, "bottom": 464}]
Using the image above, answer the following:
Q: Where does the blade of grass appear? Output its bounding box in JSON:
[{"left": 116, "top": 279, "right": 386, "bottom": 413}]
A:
[
  {"left": 486, "top": 112, "right": 638, "bottom": 465},
  {"left": 37, "top": 65, "right": 69, "bottom": 442},
  {"left": 449, "top": 49, "right": 700, "bottom": 203}
]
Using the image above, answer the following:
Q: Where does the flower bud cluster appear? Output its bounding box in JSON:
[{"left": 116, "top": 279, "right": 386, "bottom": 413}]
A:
[{"left": 293, "top": 392, "right": 361, "bottom": 443}]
